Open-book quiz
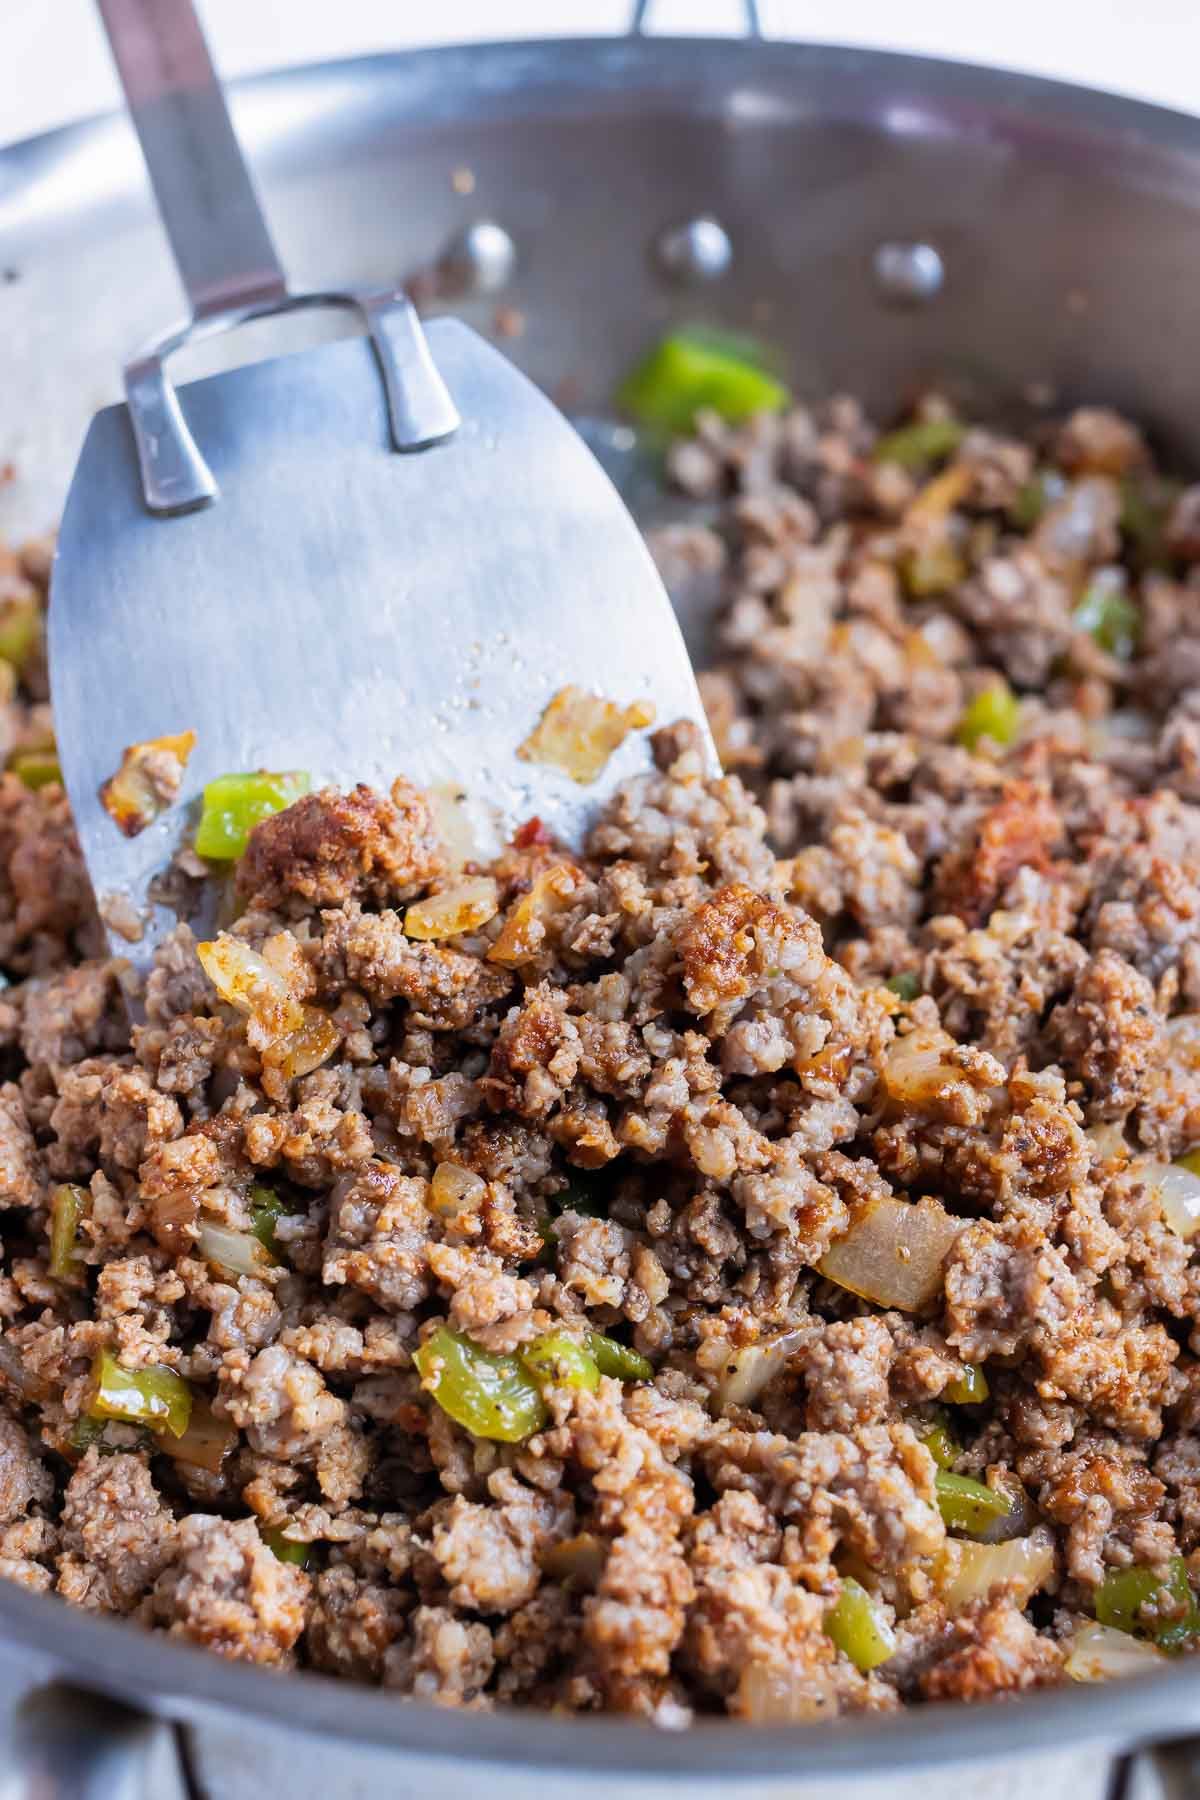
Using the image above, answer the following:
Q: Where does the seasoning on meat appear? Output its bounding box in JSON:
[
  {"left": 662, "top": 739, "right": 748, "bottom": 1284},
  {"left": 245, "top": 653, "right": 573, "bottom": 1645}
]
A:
[{"left": 3, "top": 389, "right": 1200, "bottom": 1721}]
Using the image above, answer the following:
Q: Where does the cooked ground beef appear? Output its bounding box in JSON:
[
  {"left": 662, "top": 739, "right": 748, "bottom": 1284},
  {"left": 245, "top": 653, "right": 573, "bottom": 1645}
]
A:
[{"left": 2, "top": 397, "right": 1200, "bottom": 1723}]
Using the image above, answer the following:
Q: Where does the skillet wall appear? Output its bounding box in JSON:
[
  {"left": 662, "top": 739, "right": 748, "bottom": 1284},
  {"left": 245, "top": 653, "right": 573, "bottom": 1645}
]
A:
[{"left": 4, "top": 36, "right": 1200, "bottom": 544}]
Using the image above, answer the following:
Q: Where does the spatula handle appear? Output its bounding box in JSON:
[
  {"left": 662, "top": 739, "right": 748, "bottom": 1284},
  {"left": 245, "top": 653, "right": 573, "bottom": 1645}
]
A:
[{"left": 96, "top": 0, "right": 288, "bottom": 319}]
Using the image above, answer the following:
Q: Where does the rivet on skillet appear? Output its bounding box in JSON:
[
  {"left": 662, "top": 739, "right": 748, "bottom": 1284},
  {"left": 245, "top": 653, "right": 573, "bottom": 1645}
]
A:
[
  {"left": 437, "top": 220, "right": 518, "bottom": 296},
  {"left": 654, "top": 216, "right": 734, "bottom": 285},
  {"left": 873, "top": 241, "right": 944, "bottom": 304}
]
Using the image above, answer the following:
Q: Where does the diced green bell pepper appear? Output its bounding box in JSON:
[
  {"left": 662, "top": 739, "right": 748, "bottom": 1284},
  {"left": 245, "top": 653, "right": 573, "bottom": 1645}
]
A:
[
  {"left": 1096, "top": 1557, "right": 1200, "bottom": 1650},
  {"left": 873, "top": 418, "right": 965, "bottom": 468},
  {"left": 248, "top": 1185, "right": 289, "bottom": 1254},
  {"left": 618, "top": 331, "right": 789, "bottom": 436},
  {"left": 9, "top": 750, "right": 61, "bottom": 791},
  {"left": 1072, "top": 582, "right": 1141, "bottom": 659},
  {"left": 49, "top": 1183, "right": 88, "bottom": 1280},
  {"left": 824, "top": 1576, "right": 896, "bottom": 1671},
  {"left": 87, "top": 1350, "right": 192, "bottom": 1439},
  {"left": 0, "top": 597, "right": 40, "bottom": 670},
  {"left": 957, "top": 681, "right": 1021, "bottom": 752},
  {"left": 415, "top": 1326, "right": 548, "bottom": 1443},
  {"left": 921, "top": 1420, "right": 962, "bottom": 1471},
  {"left": 934, "top": 1467, "right": 1011, "bottom": 1534},
  {"left": 885, "top": 972, "right": 921, "bottom": 1002},
  {"left": 943, "top": 1364, "right": 989, "bottom": 1406},
  {"left": 587, "top": 1332, "right": 653, "bottom": 1383},
  {"left": 194, "top": 770, "right": 311, "bottom": 861},
  {"left": 262, "top": 1526, "right": 310, "bottom": 1568}
]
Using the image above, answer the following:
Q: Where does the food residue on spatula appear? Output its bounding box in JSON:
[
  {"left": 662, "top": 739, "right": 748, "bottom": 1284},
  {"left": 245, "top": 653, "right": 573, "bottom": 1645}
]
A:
[
  {"left": 518, "top": 684, "right": 655, "bottom": 784},
  {"left": 99, "top": 730, "right": 196, "bottom": 836}
]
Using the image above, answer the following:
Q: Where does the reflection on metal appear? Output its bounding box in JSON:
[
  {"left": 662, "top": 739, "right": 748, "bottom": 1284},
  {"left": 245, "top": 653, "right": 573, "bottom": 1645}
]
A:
[
  {"left": 873, "top": 241, "right": 945, "bottom": 305},
  {"left": 654, "top": 215, "right": 734, "bottom": 285},
  {"left": 438, "top": 220, "right": 519, "bottom": 296}
]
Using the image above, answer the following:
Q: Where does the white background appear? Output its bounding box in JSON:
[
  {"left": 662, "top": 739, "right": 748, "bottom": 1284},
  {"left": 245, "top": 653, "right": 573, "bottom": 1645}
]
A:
[{"left": 4, "top": 1, "right": 1200, "bottom": 146}]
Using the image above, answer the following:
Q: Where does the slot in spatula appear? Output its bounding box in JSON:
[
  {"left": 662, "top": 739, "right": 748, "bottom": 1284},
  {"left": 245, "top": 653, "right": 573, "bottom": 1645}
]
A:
[{"left": 48, "top": 0, "right": 713, "bottom": 970}]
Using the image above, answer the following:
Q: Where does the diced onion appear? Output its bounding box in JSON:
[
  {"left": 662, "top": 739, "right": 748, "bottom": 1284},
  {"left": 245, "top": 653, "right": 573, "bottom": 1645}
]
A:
[
  {"left": 197, "top": 1222, "right": 275, "bottom": 1279},
  {"left": 99, "top": 731, "right": 196, "bottom": 838},
  {"left": 518, "top": 685, "right": 656, "bottom": 785},
  {"left": 712, "top": 1326, "right": 809, "bottom": 1412},
  {"left": 736, "top": 1662, "right": 836, "bottom": 1724},
  {"left": 939, "top": 1527, "right": 1055, "bottom": 1612},
  {"left": 196, "top": 935, "right": 302, "bottom": 1037},
  {"left": 427, "top": 1162, "right": 487, "bottom": 1223},
  {"left": 541, "top": 1531, "right": 607, "bottom": 1589},
  {"left": 405, "top": 877, "right": 499, "bottom": 941},
  {"left": 1065, "top": 1621, "right": 1166, "bottom": 1683},
  {"left": 883, "top": 1027, "right": 966, "bottom": 1108},
  {"left": 488, "top": 864, "right": 585, "bottom": 968},
  {"left": 1145, "top": 1159, "right": 1200, "bottom": 1242},
  {"left": 168, "top": 1397, "right": 238, "bottom": 1473},
  {"left": 819, "top": 1195, "right": 962, "bottom": 1312},
  {"left": 266, "top": 1006, "right": 340, "bottom": 1080},
  {"left": 973, "top": 1467, "right": 1038, "bottom": 1545}
]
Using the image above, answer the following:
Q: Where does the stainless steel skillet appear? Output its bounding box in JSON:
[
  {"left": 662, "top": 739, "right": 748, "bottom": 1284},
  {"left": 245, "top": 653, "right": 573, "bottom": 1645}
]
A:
[{"left": 4, "top": 7, "right": 1200, "bottom": 1796}]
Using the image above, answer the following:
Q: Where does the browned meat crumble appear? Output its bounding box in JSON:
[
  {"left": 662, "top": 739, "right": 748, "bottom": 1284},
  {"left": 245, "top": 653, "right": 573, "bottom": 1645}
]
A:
[{"left": 3, "top": 397, "right": 1200, "bottom": 1722}]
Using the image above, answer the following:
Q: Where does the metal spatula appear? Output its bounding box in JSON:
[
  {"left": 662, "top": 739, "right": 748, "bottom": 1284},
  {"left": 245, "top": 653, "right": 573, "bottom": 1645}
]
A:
[{"left": 48, "top": 0, "right": 712, "bottom": 968}]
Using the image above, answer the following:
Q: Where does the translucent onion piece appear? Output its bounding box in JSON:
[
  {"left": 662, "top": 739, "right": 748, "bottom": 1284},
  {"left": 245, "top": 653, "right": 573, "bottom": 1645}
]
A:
[
  {"left": 904, "top": 461, "right": 974, "bottom": 525},
  {"left": 818, "top": 1195, "right": 962, "bottom": 1311},
  {"left": 197, "top": 1222, "right": 276, "bottom": 1279},
  {"left": 1065, "top": 1622, "right": 1166, "bottom": 1683},
  {"left": 1146, "top": 1159, "right": 1200, "bottom": 1241},
  {"left": 736, "top": 1661, "right": 836, "bottom": 1725},
  {"left": 168, "top": 1397, "right": 237, "bottom": 1473},
  {"left": 267, "top": 1006, "right": 340, "bottom": 1080},
  {"left": 404, "top": 877, "right": 499, "bottom": 941},
  {"left": 427, "top": 782, "right": 479, "bottom": 871},
  {"left": 518, "top": 685, "right": 656, "bottom": 785},
  {"left": 711, "top": 1326, "right": 809, "bottom": 1412},
  {"left": 488, "top": 864, "right": 585, "bottom": 968},
  {"left": 541, "top": 1531, "right": 607, "bottom": 1589},
  {"left": 939, "top": 1527, "right": 1055, "bottom": 1612},
  {"left": 100, "top": 731, "right": 196, "bottom": 838},
  {"left": 196, "top": 935, "right": 302, "bottom": 1038},
  {"left": 427, "top": 1162, "right": 487, "bottom": 1223},
  {"left": 883, "top": 1027, "right": 967, "bottom": 1108}
]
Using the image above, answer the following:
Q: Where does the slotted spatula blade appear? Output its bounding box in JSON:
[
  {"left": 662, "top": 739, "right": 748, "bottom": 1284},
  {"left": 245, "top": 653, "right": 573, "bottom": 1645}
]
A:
[
  {"left": 49, "top": 0, "right": 713, "bottom": 968},
  {"left": 51, "top": 325, "right": 712, "bottom": 958}
]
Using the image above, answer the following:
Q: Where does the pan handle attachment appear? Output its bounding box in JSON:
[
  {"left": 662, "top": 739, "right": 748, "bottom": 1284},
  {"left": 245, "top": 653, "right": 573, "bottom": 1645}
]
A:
[
  {"left": 93, "top": 0, "right": 459, "bottom": 514},
  {"left": 629, "top": 0, "right": 763, "bottom": 37}
]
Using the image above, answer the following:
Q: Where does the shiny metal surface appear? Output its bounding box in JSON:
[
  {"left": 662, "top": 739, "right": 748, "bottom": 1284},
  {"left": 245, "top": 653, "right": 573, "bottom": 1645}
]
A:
[
  {"left": 872, "top": 240, "right": 945, "bottom": 306},
  {"left": 58, "top": 0, "right": 705, "bottom": 967},
  {"left": 94, "top": 0, "right": 459, "bottom": 510},
  {"left": 52, "top": 321, "right": 709, "bottom": 964},
  {"left": 7, "top": 25, "right": 1200, "bottom": 1794},
  {"left": 438, "top": 219, "right": 519, "bottom": 295},
  {"left": 654, "top": 214, "right": 735, "bottom": 284}
]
